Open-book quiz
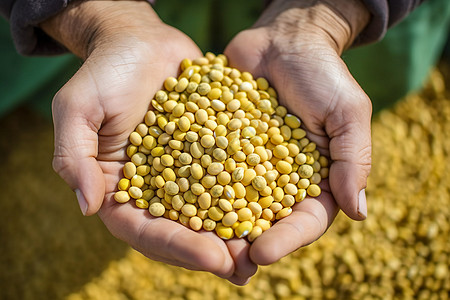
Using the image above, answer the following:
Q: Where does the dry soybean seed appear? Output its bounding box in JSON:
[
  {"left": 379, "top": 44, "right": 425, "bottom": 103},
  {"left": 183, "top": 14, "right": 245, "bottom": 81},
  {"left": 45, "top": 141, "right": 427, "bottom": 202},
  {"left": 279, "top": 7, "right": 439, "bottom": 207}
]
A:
[
  {"left": 296, "top": 189, "right": 307, "bottom": 202},
  {"left": 118, "top": 178, "right": 131, "bottom": 191},
  {"left": 235, "top": 221, "right": 253, "bottom": 238},
  {"left": 210, "top": 185, "right": 224, "bottom": 198},
  {"left": 179, "top": 153, "right": 193, "bottom": 165},
  {"left": 161, "top": 154, "right": 174, "bottom": 167},
  {"left": 135, "top": 199, "right": 149, "bottom": 209},
  {"left": 191, "top": 183, "right": 205, "bottom": 195},
  {"left": 149, "top": 202, "right": 165, "bottom": 217},
  {"left": 273, "top": 187, "right": 284, "bottom": 202},
  {"left": 247, "top": 225, "right": 263, "bottom": 242},
  {"left": 237, "top": 207, "right": 253, "bottom": 221},
  {"left": 171, "top": 195, "right": 184, "bottom": 211},
  {"left": 142, "top": 135, "right": 157, "bottom": 150},
  {"left": 246, "top": 153, "right": 261, "bottom": 166},
  {"left": 137, "top": 165, "right": 151, "bottom": 177},
  {"left": 203, "top": 219, "right": 216, "bottom": 231},
  {"left": 284, "top": 114, "right": 301, "bottom": 128},
  {"left": 270, "top": 202, "right": 283, "bottom": 213},
  {"left": 222, "top": 185, "right": 235, "bottom": 199},
  {"left": 277, "top": 174, "right": 290, "bottom": 187},
  {"left": 248, "top": 202, "right": 263, "bottom": 215},
  {"left": 168, "top": 209, "right": 179, "bottom": 221},
  {"left": 190, "top": 142, "right": 204, "bottom": 158},
  {"left": 276, "top": 160, "right": 293, "bottom": 174},
  {"left": 178, "top": 116, "right": 191, "bottom": 132},
  {"left": 177, "top": 177, "right": 190, "bottom": 192},
  {"left": 200, "top": 135, "right": 215, "bottom": 148},
  {"left": 307, "top": 184, "right": 321, "bottom": 197},
  {"left": 310, "top": 173, "right": 322, "bottom": 184},
  {"left": 190, "top": 163, "right": 204, "bottom": 180},
  {"left": 233, "top": 198, "right": 247, "bottom": 209},
  {"left": 179, "top": 214, "right": 190, "bottom": 227},
  {"left": 131, "top": 175, "right": 144, "bottom": 188},
  {"left": 273, "top": 145, "right": 289, "bottom": 159},
  {"left": 197, "top": 209, "right": 208, "bottom": 220},
  {"left": 284, "top": 183, "right": 298, "bottom": 196},
  {"left": 129, "top": 186, "right": 143, "bottom": 199},
  {"left": 298, "top": 178, "right": 310, "bottom": 189},
  {"left": 233, "top": 183, "right": 246, "bottom": 198},
  {"left": 114, "top": 191, "right": 130, "bottom": 203},
  {"left": 216, "top": 223, "right": 234, "bottom": 240},
  {"left": 201, "top": 155, "right": 212, "bottom": 168},
  {"left": 208, "top": 162, "right": 224, "bottom": 175},
  {"left": 319, "top": 167, "right": 329, "bottom": 179},
  {"left": 258, "top": 196, "right": 274, "bottom": 209},
  {"left": 129, "top": 132, "right": 142, "bottom": 146},
  {"left": 281, "top": 195, "right": 296, "bottom": 207},
  {"left": 164, "top": 77, "right": 178, "bottom": 91},
  {"left": 144, "top": 110, "right": 157, "bottom": 126},
  {"left": 217, "top": 171, "right": 231, "bottom": 185},
  {"left": 262, "top": 208, "right": 274, "bottom": 221},
  {"left": 208, "top": 206, "right": 224, "bottom": 221},
  {"left": 299, "top": 164, "right": 314, "bottom": 179},
  {"left": 246, "top": 186, "right": 259, "bottom": 202},
  {"left": 222, "top": 211, "right": 238, "bottom": 226},
  {"left": 276, "top": 207, "right": 292, "bottom": 219},
  {"left": 201, "top": 175, "right": 216, "bottom": 189},
  {"left": 164, "top": 181, "right": 179, "bottom": 196},
  {"left": 127, "top": 145, "right": 138, "bottom": 158},
  {"left": 181, "top": 203, "right": 197, "bottom": 217},
  {"left": 189, "top": 216, "right": 203, "bottom": 231},
  {"left": 218, "top": 199, "right": 233, "bottom": 212},
  {"left": 198, "top": 193, "right": 212, "bottom": 209},
  {"left": 252, "top": 176, "right": 267, "bottom": 191}
]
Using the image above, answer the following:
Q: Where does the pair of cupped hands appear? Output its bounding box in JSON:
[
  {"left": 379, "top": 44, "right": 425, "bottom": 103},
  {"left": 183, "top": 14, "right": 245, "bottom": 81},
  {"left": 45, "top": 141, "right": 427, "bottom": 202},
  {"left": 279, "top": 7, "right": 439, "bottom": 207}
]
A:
[{"left": 41, "top": 0, "right": 372, "bottom": 285}]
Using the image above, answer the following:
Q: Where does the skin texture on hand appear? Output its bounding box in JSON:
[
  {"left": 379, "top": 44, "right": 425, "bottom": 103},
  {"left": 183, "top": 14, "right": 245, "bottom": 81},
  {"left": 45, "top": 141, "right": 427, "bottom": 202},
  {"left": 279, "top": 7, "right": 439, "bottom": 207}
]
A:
[
  {"left": 225, "top": 0, "right": 372, "bottom": 265},
  {"left": 41, "top": 1, "right": 256, "bottom": 285}
]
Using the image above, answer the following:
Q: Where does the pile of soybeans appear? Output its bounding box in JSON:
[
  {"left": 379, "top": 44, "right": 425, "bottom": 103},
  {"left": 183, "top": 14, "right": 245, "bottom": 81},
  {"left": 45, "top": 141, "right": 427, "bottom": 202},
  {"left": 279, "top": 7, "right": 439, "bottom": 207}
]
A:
[
  {"left": 1, "top": 63, "right": 448, "bottom": 300},
  {"left": 114, "top": 53, "right": 328, "bottom": 241}
]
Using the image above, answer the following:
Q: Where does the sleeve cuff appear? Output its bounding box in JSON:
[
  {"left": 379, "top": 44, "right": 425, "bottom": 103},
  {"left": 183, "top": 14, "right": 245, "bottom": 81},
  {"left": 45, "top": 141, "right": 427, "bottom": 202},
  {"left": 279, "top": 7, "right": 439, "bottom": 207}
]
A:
[
  {"left": 7, "top": 0, "right": 157, "bottom": 56},
  {"left": 10, "top": 0, "right": 70, "bottom": 55},
  {"left": 354, "top": 0, "right": 424, "bottom": 46}
]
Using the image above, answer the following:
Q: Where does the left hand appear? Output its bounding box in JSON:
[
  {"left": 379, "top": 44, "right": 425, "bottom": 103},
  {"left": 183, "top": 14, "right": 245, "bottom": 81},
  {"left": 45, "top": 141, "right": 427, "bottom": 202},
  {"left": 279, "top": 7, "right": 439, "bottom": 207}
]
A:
[{"left": 225, "top": 0, "right": 372, "bottom": 265}]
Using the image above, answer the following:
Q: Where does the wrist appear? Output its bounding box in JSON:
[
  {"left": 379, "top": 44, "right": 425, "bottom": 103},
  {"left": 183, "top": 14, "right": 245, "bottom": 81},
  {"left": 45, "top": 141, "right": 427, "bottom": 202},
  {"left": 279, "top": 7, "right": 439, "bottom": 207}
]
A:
[
  {"left": 40, "top": 1, "right": 160, "bottom": 59},
  {"left": 256, "top": 0, "right": 370, "bottom": 54}
]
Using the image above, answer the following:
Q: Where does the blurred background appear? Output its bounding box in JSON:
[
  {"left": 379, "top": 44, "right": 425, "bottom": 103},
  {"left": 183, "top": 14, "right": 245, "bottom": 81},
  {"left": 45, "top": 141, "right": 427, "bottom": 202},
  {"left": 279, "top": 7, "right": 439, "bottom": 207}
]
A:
[{"left": 1, "top": 1, "right": 449, "bottom": 299}]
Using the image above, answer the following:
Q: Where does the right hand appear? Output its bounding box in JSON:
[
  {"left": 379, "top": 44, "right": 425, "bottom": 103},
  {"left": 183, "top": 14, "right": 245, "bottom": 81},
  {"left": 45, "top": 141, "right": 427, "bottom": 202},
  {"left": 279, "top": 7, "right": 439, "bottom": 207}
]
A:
[{"left": 42, "top": 1, "right": 257, "bottom": 285}]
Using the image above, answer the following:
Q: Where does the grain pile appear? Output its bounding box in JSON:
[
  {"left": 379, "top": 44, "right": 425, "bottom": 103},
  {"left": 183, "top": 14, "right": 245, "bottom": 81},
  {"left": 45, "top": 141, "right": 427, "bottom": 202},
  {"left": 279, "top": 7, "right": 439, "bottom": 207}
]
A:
[
  {"left": 0, "top": 65, "right": 449, "bottom": 300},
  {"left": 114, "top": 54, "right": 328, "bottom": 241}
]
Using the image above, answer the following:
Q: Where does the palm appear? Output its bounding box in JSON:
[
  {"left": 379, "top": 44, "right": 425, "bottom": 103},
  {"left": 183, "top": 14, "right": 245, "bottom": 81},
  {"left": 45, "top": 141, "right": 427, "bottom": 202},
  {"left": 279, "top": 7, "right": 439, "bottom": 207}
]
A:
[
  {"left": 225, "top": 27, "right": 371, "bottom": 264},
  {"left": 52, "top": 25, "right": 255, "bottom": 284}
]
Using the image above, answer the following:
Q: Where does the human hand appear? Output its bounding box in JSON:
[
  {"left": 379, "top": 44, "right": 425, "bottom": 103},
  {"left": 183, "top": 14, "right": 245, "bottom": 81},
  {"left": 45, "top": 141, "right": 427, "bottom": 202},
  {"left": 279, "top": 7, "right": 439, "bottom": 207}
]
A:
[
  {"left": 41, "top": 1, "right": 256, "bottom": 285},
  {"left": 225, "top": 0, "right": 372, "bottom": 265}
]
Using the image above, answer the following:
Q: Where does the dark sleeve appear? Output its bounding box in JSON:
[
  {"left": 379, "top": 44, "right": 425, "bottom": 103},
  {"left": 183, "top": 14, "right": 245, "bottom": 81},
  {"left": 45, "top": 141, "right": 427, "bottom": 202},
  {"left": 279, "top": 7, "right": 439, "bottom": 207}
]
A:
[
  {"left": 0, "top": 0, "right": 156, "bottom": 56},
  {"left": 354, "top": 0, "right": 426, "bottom": 46}
]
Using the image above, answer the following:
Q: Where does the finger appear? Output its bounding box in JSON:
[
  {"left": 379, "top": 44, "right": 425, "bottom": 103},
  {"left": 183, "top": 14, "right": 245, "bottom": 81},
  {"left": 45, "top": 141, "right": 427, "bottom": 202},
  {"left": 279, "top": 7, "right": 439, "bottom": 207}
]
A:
[
  {"left": 249, "top": 187, "right": 338, "bottom": 265},
  {"left": 225, "top": 238, "right": 258, "bottom": 285},
  {"left": 325, "top": 78, "right": 372, "bottom": 220},
  {"left": 224, "top": 30, "right": 268, "bottom": 76},
  {"left": 98, "top": 197, "right": 235, "bottom": 278},
  {"left": 52, "top": 84, "right": 106, "bottom": 216}
]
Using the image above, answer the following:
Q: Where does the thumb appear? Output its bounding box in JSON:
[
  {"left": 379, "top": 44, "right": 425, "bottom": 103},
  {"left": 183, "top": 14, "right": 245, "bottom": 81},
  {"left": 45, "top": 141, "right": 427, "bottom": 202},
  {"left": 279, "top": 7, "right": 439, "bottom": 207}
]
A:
[
  {"left": 326, "top": 79, "right": 372, "bottom": 221},
  {"left": 52, "top": 88, "right": 105, "bottom": 216}
]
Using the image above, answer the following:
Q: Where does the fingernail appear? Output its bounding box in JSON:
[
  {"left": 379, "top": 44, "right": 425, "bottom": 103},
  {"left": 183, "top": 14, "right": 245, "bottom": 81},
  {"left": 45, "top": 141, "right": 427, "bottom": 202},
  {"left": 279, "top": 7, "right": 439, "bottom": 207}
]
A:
[
  {"left": 357, "top": 189, "right": 367, "bottom": 219},
  {"left": 75, "top": 189, "right": 88, "bottom": 216}
]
